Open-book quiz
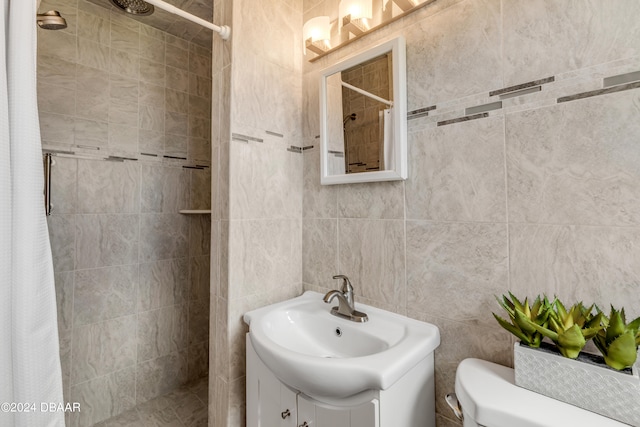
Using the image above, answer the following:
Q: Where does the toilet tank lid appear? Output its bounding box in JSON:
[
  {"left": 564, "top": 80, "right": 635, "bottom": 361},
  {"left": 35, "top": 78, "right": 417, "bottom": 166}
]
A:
[{"left": 454, "top": 358, "right": 625, "bottom": 427}]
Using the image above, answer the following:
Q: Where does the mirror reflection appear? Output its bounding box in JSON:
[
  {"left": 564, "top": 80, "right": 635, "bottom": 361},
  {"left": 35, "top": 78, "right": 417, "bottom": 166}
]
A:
[
  {"left": 320, "top": 37, "right": 407, "bottom": 185},
  {"left": 343, "top": 52, "right": 393, "bottom": 174}
]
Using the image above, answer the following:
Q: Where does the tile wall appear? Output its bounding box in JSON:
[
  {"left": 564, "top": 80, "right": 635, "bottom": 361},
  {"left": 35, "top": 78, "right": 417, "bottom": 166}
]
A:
[
  {"left": 302, "top": 1, "right": 640, "bottom": 426},
  {"left": 37, "top": 0, "right": 640, "bottom": 426},
  {"left": 209, "top": 0, "right": 230, "bottom": 424},
  {"left": 37, "top": 0, "right": 213, "bottom": 425},
  {"left": 209, "top": 0, "right": 305, "bottom": 425}
]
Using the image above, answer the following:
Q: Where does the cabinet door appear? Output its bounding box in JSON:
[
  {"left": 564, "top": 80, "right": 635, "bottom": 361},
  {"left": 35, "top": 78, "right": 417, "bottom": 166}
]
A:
[
  {"left": 296, "top": 394, "right": 379, "bottom": 427},
  {"left": 296, "top": 394, "right": 316, "bottom": 427},
  {"left": 247, "top": 336, "right": 298, "bottom": 427},
  {"left": 350, "top": 399, "right": 379, "bottom": 427},
  {"left": 279, "top": 384, "right": 297, "bottom": 427}
]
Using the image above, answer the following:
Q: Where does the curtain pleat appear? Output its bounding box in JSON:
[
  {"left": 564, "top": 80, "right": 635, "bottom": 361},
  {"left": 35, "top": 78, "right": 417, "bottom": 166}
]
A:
[{"left": 1, "top": 0, "right": 65, "bottom": 425}]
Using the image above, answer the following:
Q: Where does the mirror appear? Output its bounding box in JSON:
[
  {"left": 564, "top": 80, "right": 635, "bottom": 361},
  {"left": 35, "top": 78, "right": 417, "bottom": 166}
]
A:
[{"left": 320, "top": 36, "right": 407, "bottom": 185}]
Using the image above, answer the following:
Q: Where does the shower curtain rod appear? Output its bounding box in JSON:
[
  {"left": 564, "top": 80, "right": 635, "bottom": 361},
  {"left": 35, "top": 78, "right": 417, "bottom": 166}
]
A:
[
  {"left": 143, "top": 0, "right": 231, "bottom": 40},
  {"left": 341, "top": 81, "right": 393, "bottom": 106}
]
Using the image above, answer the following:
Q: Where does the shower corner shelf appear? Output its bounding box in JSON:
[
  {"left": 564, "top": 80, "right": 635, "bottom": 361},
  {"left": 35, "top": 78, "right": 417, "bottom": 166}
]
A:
[{"left": 179, "top": 209, "right": 212, "bottom": 214}]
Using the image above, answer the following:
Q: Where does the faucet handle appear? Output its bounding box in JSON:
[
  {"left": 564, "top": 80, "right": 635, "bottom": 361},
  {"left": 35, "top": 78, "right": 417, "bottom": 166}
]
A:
[{"left": 332, "top": 274, "right": 353, "bottom": 292}]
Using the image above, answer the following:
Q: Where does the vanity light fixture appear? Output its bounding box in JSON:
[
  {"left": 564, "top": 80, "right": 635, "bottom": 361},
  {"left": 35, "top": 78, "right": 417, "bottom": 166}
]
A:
[
  {"left": 339, "top": 0, "right": 372, "bottom": 36},
  {"left": 303, "top": 16, "right": 331, "bottom": 55},
  {"left": 390, "top": 0, "right": 417, "bottom": 12}
]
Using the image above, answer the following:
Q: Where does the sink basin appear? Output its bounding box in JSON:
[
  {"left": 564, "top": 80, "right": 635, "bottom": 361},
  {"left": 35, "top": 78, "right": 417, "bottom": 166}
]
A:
[{"left": 244, "top": 291, "right": 440, "bottom": 399}]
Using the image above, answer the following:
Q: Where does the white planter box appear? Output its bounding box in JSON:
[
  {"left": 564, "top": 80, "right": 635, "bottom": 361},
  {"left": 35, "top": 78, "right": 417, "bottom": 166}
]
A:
[{"left": 514, "top": 342, "right": 640, "bottom": 426}]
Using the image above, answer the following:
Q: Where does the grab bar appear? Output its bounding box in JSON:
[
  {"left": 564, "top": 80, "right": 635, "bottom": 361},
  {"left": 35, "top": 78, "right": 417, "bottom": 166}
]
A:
[{"left": 43, "top": 153, "right": 53, "bottom": 216}]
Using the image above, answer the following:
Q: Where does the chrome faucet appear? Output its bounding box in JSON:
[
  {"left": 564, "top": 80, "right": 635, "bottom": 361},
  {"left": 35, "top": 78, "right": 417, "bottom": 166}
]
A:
[{"left": 323, "top": 275, "right": 368, "bottom": 322}]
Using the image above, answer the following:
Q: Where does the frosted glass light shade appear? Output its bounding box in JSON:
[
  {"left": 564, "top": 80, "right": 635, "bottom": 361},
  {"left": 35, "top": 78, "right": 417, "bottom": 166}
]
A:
[
  {"left": 303, "top": 16, "right": 331, "bottom": 43},
  {"left": 339, "top": 0, "right": 373, "bottom": 21}
]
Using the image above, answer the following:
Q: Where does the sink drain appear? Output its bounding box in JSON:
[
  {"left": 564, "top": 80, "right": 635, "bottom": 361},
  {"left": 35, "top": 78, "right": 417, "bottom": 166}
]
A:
[{"left": 335, "top": 327, "right": 342, "bottom": 337}]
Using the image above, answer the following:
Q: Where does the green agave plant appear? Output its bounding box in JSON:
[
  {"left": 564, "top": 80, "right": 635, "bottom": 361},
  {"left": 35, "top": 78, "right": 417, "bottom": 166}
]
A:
[
  {"left": 593, "top": 306, "right": 640, "bottom": 370},
  {"left": 523, "top": 300, "right": 603, "bottom": 359},
  {"left": 493, "top": 293, "right": 552, "bottom": 348}
]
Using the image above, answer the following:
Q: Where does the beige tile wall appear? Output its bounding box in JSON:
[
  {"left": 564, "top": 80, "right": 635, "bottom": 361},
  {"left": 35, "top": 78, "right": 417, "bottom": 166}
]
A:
[
  {"left": 209, "top": 0, "right": 230, "bottom": 422},
  {"left": 302, "top": 1, "right": 640, "bottom": 426},
  {"left": 40, "top": 1, "right": 640, "bottom": 427},
  {"left": 209, "top": 0, "right": 305, "bottom": 424},
  {"left": 38, "top": 0, "right": 213, "bottom": 425}
]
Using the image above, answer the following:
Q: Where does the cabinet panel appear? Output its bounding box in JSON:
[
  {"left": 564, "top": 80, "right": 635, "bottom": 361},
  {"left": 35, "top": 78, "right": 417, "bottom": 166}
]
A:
[
  {"left": 248, "top": 336, "right": 300, "bottom": 427},
  {"left": 297, "top": 394, "right": 379, "bottom": 427},
  {"left": 260, "top": 371, "right": 285, "bottom": 427},
  {"left": 351, "top": 399, "right": 379, "bottom": 427},
  {"left": 316, "top": 405, "right": 350, "bottom": 426},
  {"left": 280, "top": 385, "right": 297, "bottom": 427},
  {"left": 297, "top": 395, "right": 316, "bottom": 427}
]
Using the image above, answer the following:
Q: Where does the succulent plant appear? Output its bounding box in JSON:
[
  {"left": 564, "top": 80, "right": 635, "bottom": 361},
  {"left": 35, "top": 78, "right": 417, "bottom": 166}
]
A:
[
  {"left": 493, "top": 293, "right": 552, "bottom": 348},
  {"left": 523, "top": 300, "right": 603, "bottom": 359},
  {"left": 593, "top": 306, "right": 640, "bottom": 371}
]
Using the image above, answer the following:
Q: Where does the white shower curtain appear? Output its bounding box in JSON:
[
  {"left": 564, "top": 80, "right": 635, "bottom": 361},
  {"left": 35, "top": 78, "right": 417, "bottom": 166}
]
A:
[
  {"left": 0, "top": 0, "right": 65, "bottom": 426},
  {"left": 381, "top": 108, "right": 393, "bottom": 171}
]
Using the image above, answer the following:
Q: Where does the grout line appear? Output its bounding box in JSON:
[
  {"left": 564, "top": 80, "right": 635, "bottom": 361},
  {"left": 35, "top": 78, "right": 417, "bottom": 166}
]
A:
[
  {"left": 402, "top": 180, "right": 408, "bottom": 315},
  {"left": 502, "top": 112, "right": 511, "bottom": 297}
]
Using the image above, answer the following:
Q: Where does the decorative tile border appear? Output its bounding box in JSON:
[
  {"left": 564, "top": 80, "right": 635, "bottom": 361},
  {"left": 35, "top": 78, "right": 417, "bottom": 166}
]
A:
[
  {"left": 498, "top": 86, "right": 541, "bottom": 99},
  {"left": 407, "top": 105, "right": 436, "bottom": 120},
  {"left": 404, "top": 55, "right": 640, "bottom": 133},
  {"left": 558, "top": 81, "right": 640, "bottom": 103},
  {"left": 465, "top": 101, "right": 502, "bottom": 116},
  {"left": 41, "top": 144, "right": 211, "bottom": 169},
  {"left": 603, "top": 70, "right": 640, "bottom": 88},
  {"left": 231, "top": 132, "right": 264, "bottom": 143},
  {"left": 266, "top": 130, "right": 284, "bottom": 138},
  {"left": 437, "top": 112, "right": 489, "bottom": 127},
  {"left": 489, "top": 76, "right": 555, "bottom": 97},
  {"left": 287, "top": 145, "right": 314, "bottom": 154}
]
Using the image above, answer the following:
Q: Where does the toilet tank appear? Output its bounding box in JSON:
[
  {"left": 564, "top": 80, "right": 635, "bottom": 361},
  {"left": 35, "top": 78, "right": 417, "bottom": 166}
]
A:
[{"left": 453, "top": 358, "right": 626, "bottom": 427}]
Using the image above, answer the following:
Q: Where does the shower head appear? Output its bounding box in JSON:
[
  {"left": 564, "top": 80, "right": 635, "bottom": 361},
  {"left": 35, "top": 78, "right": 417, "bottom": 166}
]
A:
[
  {"left": 36, "top": 10, "right": 67, "bottom": 30},
  {"left": 110, "top": 0, "right": 155, "bottom": 16}
]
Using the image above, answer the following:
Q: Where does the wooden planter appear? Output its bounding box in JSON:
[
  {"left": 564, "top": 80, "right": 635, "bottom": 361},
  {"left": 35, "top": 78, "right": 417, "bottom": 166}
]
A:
[{"left": 514, "top": 342, "right": 640, "bottom": 426}]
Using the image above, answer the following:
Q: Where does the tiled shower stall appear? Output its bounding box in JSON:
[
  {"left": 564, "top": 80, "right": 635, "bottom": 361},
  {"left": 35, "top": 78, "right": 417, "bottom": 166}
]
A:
[{"left": 39, "top": 0, "right": 213, "bottom": 424}]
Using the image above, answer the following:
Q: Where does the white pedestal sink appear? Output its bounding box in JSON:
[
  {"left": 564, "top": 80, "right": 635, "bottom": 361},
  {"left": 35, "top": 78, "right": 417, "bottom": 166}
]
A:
[{"left": 244, "top": 291, "right": 441, "bottom": 427}]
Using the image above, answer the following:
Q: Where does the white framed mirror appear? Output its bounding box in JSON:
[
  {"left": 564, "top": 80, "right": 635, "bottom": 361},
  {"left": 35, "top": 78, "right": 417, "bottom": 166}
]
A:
[{"left": 320, "top": 36, "right": 407, "bottom": 185}]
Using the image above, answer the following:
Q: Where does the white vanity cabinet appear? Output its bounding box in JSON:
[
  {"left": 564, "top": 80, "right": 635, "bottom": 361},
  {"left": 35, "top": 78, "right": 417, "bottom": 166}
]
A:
[
  {"left": 247, "top": 336, "right": 380, "bottom": 427},
  {"left": 248, "top": 335, "right": 430, "bottom": 427},
  {"left": 297, "top": 394, "right": 378, "bottom": 427}
]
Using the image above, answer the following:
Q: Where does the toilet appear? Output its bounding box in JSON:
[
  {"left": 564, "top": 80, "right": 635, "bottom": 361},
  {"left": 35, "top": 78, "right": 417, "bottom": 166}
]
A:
[{"left": 449, "top": 358, "right": 627, "bottom": 427}]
